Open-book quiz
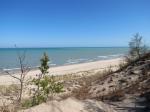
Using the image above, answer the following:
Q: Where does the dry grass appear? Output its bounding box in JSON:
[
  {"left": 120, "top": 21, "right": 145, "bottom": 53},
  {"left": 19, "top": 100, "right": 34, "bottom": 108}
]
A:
[
  {"left": 52, "top": 74, "right": 81, "bottom": 82},
  {"left": 0, "top": 84, "right": 19, "bottom": 96},
  {"left": 71, "top": 85, "right": 90, "bottom": 100},
  {"left": 0, "top": 101, "right": 17, "bottom": 112},
  {"left": 0, "top": 84, "right": 20, "bottom": 112},
  {"left": 102, "top": 89, "right": 125, "bottom": 101},
  {"left": 52, "top": 71, "right": 93, "bottom": 82},
  {"left": 69, "top": 66, "right": 116, "bottom": 100}
]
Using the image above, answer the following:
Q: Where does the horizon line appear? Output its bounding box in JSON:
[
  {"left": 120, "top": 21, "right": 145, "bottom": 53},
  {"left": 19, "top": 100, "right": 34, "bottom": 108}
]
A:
[{"left": 0, "top": 46, "right": 129, "bottom": 49}]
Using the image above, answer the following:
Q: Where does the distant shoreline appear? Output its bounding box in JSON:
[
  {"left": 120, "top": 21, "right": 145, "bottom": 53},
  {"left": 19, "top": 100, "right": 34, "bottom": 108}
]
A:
[
  {"left": 0, "top": 56, "right": 123, "bottom": 74},
  {"left": 0, "top": 58, "right": 122, "bottom": 85}
]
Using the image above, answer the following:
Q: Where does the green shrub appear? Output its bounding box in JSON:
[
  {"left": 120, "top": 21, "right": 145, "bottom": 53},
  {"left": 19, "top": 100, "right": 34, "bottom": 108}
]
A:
[
  {"left": 22, "top": 99, "right": 32, "bottom": 108},
  {"left": 31, "top": 53, "right": 63, "bottom": 106}
]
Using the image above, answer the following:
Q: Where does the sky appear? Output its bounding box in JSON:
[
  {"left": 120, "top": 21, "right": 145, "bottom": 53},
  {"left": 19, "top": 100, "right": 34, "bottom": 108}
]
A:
[{"left": 0, "top": 0, "right": 150, "bottom": 47}]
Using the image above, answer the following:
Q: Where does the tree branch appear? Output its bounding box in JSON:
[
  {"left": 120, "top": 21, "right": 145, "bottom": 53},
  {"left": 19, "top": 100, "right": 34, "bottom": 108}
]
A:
[{"left": 5, "top": 71, "right": 21, "bottom": 81}]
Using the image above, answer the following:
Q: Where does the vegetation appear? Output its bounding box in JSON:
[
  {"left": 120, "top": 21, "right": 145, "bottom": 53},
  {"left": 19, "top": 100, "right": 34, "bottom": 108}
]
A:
[
  {"left": 116, "top": 33, "right": 149, "bottom": 72},
  {"left": 31, "top": 52, "right": 63, "bottom": 106},
  {"left": 39, "top": 52, "right": 49, "bottom": 76},
  {"left": 0, "top": 36, "right": 150, "bottom": 111},
  {"left": 4, "top": 49, "right": 30, "bottom": 103},
  {"left": 0, "top": 102, "right": 16, "bottom": 112},
  {"left": 0, "top": 84, "right": 19, "bottom": 96},
  {"left": 129, "top": 33, "right": 148, "bottom": 60}
]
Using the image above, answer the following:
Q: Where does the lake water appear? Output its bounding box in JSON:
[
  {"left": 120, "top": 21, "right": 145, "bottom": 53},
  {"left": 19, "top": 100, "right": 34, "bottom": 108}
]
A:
[{"left": 0, "top": 47, "right": 128, "bottom": 71}]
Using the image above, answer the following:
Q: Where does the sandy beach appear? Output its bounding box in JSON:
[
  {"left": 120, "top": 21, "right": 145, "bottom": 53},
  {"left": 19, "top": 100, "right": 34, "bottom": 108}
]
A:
[{"left": 0, "top": 58, "right": 121, "bottom": 85}]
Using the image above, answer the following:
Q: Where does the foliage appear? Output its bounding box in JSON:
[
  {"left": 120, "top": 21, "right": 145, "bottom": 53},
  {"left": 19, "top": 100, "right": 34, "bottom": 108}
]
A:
[
  {"left": 22, "top": 99, "right": 33, "bottom": 108},
  {"left": 39, "top": 52, "right": 49, "bottom": 76},
  {"left": 32, "top": 75, "right": 63, "bottom": 104},
  {"left": 129, "top": 33, "right": 148, "bottom": 59},
  {"left": 31, "top": 53, "right": 63, "bottom": 106}
]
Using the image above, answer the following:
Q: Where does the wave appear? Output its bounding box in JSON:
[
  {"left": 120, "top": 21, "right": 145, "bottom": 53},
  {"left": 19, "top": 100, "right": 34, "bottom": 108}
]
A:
[
  {"left": 34, "top": 63, "right": 56, "bottom": 68},
  {"left": 108, "top": 54, "right": 124, "bottom": 57},
  {"left": 97, "top": 56, "right": 109, "bottom": 59},
  {"left": 1, "top": 63, "right": 57, "bottom": 72},
  {"left": 65, "top": 58, "right": 88, "bottom": 65},
  {"left": 3, "top": 68, "right": 21, "bottom": 71},
  {"left": 48, "top": 61, "right": 56, "bottom": 66},
  {"left": 97, "top": 54, "right": 124, "bottom": 59},
  {"left": 49, "top": 64, "right": 56, "bottom": 66},
  {"left": 65, "top": 54, "right": 124, "bottom": 65},
  {"left": 85, "top": 59, "right": 94, "bottom": 62}
]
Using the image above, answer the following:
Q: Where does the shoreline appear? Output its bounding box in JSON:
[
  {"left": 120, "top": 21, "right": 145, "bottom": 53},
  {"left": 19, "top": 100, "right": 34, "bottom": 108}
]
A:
[
  {"left": 0, "top": 58, "right": 122, "bottom": 85},
  {"left": 1, "top": 57, "right": 123, "bottom": 72},
  {"left": 48, "top": 58, "right": 121, "bottom": 75}
]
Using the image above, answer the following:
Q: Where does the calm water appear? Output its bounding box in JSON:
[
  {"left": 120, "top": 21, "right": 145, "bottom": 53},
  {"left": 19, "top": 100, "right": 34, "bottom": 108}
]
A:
[{"left": 0, "top": 47, "right": 128, "bottom": 70}]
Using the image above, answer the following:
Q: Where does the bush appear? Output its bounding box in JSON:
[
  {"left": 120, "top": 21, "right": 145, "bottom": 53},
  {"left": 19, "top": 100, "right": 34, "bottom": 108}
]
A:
[
  {"left": 129, "top": 33, "right": 148, "bottom": 60},
  {"left": 21, "top": 99, "right": 33, "bottom": 108},
  {"left": 32, "top": 75, "right": 64, "bottom": 105},
  {"left": 31, "top": 53, "right": 64, "bottom": 106}
]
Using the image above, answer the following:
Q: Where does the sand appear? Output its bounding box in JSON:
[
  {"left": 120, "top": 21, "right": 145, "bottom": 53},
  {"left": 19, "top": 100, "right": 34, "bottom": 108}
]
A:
[
  {"left": 21, "top": 98, "right": 117, "bottom": 112},
  {"left": 0, "top": 58, "right": 122, "bottom": 85}
]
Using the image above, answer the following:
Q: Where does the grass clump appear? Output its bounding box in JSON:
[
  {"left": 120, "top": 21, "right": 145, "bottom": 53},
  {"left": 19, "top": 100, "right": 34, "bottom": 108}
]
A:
[
  {"left": 0, "top": 84, "right": 19, "bottom": 96},
  {"left": 0, "top": 100, "right": 17, "bottom": 112}
]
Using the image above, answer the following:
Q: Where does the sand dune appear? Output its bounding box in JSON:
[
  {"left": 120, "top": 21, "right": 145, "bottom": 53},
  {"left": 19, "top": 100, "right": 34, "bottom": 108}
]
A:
[{"left": 21, "top": 98, "right": 116, "bottom": 112}]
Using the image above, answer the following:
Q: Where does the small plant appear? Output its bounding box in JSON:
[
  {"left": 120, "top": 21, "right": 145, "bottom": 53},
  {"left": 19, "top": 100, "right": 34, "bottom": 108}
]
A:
[
  {"left": 129, "top": 33, "right": 148, "bottom": 60},
  {"left": 39, "top": 52, "right": 49, "bottom": 76},
  {"left": 21, "top": 99, "right": 32, "bottom": 108},
  {"left": 102, "top": 66, "right": 113, "bottom": 76},
  {"left": 118, "top": 59, "right": 128, "bottom": 71},
  {"left": 31, "top": 52, "right": 63, "bottom": 106}
]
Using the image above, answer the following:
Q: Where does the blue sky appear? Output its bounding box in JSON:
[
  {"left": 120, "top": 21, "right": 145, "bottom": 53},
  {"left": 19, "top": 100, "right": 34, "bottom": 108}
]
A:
[{"left": 0, "top": 0, "right": 150, "bottom": 47}]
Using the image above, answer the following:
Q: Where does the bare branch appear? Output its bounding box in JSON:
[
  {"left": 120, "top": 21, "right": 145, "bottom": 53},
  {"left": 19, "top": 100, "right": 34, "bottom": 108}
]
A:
[
  {"left": 5, "top": 71, "right": 21, "bottom": 81},
  {"left": 3, "top": 45, "right": 31, "bottom": 102}
]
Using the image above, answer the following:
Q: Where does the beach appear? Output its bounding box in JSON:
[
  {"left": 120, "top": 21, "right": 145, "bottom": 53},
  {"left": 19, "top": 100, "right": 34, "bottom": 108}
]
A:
[
  {"left": 1, "top": 0, "right": 149, "bottom": 111},
  {"left": 0, "top": 58, "right": 121, "bottom": 85}
]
